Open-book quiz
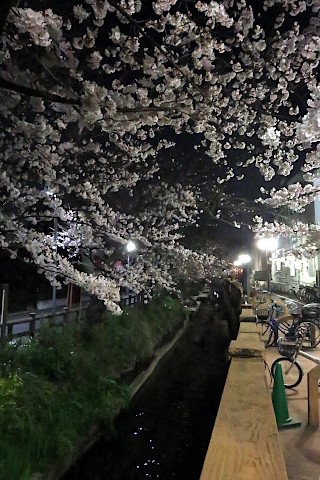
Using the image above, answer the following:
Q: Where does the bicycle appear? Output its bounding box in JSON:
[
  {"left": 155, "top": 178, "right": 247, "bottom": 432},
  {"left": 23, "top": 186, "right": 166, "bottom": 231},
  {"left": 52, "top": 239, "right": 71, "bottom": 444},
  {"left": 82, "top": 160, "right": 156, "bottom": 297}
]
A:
[
  {"left": 270, "top": 334, "right": 320, "bottom": 388},
  {"left": 253, "top": 292, "right": 275, "bottom": 320},
  {"left": 256, "top": 303, "right": 320, "bottom": 349},
  {"left": 288, "top": 284, "right": 300, "bottom": 299},
  {"left": 298, "top": 284, "right": 320, "bottom": 304}
]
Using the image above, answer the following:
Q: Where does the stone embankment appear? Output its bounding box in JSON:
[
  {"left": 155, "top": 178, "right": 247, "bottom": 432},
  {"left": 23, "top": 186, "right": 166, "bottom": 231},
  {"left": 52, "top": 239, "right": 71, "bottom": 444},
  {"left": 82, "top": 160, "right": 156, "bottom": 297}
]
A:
[{"left": 200, "top": 301, "right": 288, "bottom": 480}]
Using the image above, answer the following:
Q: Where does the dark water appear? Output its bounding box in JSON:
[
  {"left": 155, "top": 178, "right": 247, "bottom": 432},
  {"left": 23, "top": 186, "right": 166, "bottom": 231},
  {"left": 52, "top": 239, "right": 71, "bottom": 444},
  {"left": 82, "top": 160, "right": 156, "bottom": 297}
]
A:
[{"left": 63, "top": 303, "right": 231, "bottom": 480}]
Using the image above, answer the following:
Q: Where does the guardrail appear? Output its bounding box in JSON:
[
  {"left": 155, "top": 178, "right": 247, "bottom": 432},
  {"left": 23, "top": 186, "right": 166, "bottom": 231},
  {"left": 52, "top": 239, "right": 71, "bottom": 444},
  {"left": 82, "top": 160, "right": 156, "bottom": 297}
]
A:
[
  {"left": 1, "top": 291, "right": 147, "bottom": 340},
  {"left": 121, "top": 292, "right": 146, "bottom": 308},
  {"left": 2, "top": 304, "right": 88, "bottom": 339}
]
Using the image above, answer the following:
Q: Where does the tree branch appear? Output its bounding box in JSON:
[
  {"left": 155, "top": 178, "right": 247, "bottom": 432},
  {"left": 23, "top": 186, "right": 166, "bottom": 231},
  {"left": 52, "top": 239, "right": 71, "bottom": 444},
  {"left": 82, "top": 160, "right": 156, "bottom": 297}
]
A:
[
  {"left": 0, "top": 76, "right": 79, "bottom": 105},
  {"left": 108, "top": 0, "right": 206, "bottom": 98}
]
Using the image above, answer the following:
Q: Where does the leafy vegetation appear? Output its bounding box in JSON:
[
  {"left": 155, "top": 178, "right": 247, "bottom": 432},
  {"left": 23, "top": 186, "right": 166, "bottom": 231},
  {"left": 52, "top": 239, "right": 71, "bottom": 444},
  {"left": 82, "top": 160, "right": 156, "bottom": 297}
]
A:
[{"left": 0, "top": 295, "right": 184, "bottom": 480}]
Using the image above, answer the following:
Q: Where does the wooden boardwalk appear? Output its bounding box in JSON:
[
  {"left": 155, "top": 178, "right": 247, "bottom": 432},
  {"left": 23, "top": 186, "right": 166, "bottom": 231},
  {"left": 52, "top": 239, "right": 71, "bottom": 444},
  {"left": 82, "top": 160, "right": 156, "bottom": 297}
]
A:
[{"left": 200, "top": 317, "right": 288, "bottom": 480}]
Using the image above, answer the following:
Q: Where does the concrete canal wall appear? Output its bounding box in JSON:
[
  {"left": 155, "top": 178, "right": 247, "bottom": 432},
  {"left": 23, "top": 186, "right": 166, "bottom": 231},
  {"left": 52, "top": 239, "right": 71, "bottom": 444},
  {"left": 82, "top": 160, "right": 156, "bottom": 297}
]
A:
[{"left": 199, "top": 308, "right": 288, "bottom": 480}]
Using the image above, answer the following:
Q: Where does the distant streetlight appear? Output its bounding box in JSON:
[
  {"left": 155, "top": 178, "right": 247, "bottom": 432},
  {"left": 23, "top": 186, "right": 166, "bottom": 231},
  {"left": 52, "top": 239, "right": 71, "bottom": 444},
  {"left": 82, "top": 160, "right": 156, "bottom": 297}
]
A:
[
  {"left": 257, "top": 237, "right": 278, "bottom": 252},
  {"left": 238, "top": 254, "right": 251, "bottom": 265},
  {"left": 235, "top": 254, "right": 252, "bottom": 298},
  {"left": 126, "top": 240, "right": 136, "bottom": 266},
  {"left": 257, "top": 237, "right": 278, "bottom": 291},
  {"left": 125, "top": 241, "right": 136, "bottom": 300},
  {"left": 126, "top": 240, "right": 136, "bottom": 254}
]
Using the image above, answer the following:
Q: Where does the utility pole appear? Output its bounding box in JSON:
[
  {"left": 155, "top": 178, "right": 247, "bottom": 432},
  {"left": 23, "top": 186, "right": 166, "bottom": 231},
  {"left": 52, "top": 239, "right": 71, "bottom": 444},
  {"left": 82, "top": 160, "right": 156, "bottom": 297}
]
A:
[{"left": 52, "top": 215, "right": 58, "bottom": 317}]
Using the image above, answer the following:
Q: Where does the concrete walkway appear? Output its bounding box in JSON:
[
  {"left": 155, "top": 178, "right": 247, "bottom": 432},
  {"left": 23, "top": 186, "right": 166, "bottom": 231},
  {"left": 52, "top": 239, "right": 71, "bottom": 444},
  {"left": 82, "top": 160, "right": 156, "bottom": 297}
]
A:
[{"left": 265, "top": 345, "right": 320, "bottom": 480}]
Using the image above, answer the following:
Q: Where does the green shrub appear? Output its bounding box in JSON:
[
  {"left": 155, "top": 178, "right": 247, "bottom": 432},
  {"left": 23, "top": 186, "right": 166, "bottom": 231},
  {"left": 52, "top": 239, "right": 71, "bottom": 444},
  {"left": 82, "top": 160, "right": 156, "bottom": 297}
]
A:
[
  {"left": 0, "top": 294, "right": 184, "bottom": 480},
  {"left": 0, "top": 373, "right": 24, "bottom": 436}
]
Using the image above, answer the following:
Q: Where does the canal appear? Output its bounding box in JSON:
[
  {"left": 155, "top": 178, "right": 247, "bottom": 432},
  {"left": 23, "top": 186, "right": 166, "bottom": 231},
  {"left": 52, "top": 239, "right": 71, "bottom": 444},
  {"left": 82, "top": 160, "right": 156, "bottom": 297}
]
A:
[{"left": 63, "top": 300, "right": 232, "bottom": 480}]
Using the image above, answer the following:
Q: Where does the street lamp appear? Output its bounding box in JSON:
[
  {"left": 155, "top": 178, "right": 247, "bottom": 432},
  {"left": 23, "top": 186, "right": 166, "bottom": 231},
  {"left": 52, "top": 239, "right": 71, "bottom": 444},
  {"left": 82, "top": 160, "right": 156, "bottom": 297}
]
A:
[
  {"left": 239, "top": 254, "right": 251, "bottom": 265},
  {"left": 257, "top": 237, "right": 278, "bottom": 292},
  {"left": 126, "top": 240, "right": 136, "bottom": 265},
  {"left": 235, "top": 254, "right": 252, "bottom": 299},
  {"left": 125, "top": 241, "right": 136, "bottom": 299},
  {"left": 257, "top": 237, "right": 278, "bottom": 252}
]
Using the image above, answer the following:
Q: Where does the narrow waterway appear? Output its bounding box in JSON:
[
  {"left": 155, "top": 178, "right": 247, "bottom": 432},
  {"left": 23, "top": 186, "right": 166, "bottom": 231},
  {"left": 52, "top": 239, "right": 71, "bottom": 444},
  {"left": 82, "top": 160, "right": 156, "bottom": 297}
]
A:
[{"left": 63, "top": 301, "right": 232, "bottom": 480}]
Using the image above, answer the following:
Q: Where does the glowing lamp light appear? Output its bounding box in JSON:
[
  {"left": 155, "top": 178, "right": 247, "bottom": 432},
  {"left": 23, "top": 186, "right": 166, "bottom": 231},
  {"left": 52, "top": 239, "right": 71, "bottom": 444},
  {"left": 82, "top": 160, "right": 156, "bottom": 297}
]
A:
[
  {"left": 238, "top": 254, "right": 251, "bottom": 264},
  {"left": 257, "top": 237, "right": 278, "bottom": 252},
  {"left": 126, "top": 240, "right": 136, "bottom": 253},
  {"left": 234, "top": 254, "right": 251, "bottom": 266}
]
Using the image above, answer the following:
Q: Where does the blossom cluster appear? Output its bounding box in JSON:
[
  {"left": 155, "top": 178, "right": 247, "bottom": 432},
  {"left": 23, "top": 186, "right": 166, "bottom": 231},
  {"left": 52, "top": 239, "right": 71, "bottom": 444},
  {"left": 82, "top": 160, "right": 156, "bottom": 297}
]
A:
[{"left": 1, "top": 1, "right": 320, "bottom": 309}]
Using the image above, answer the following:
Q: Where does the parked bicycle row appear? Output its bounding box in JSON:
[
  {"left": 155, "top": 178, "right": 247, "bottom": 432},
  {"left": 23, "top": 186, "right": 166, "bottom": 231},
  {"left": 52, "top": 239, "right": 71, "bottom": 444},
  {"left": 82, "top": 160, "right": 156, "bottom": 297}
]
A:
[
  {"left": 253, "top": 294, "right": 320, "bottom": 389},
  {"left": 270, "top": 334, "right": 320, "bottom": 389},
  {"left": 256, "top": 302, "right": 320, "bottom": 349},
  {"left": 289, "top": 284, "right": 320, "bottom": 304}
]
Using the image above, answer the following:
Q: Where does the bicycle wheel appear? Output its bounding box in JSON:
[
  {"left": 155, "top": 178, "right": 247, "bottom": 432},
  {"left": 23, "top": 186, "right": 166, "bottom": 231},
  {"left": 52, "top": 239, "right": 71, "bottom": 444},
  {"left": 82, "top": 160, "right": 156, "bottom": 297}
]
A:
[
  {"left": 271, "top": 357, "right": 303, "bottom": 389},
  {"left": 295, "top": 320, "right": 320, "bottom": 348},
  {"left": 256, "top": 321, "right": 276, "bottom": 347}
]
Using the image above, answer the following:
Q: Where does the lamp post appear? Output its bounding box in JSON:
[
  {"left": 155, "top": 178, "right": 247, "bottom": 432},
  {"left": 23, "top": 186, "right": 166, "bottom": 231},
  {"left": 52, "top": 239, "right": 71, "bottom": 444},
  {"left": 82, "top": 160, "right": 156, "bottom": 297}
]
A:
[
  {"left": 126, "top": 240, "right": 136, "bottom": 266},
  {"left": 257, "top": 237, "right": 278, "bottom": 292},
  {"left": 52, "top": 215, "right": 58, "bottom": 317},
  {"left": 126, "top": 241, "right": 136, "bottom": 299},
  {"left": 47, "top": 191, "right": 58, "bottom": 317},
  {"left": 235, "top": 254, "right": 251, "bottom": 300}
]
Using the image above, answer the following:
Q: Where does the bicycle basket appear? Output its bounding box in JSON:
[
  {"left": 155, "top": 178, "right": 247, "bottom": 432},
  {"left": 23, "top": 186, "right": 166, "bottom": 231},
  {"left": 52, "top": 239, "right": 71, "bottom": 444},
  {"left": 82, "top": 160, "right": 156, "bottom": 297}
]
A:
[
  {"left": 256, "top": 307, "right": 270, "bottom": 320},
  {"left": 277, "top": 337, "right": 299, "bottom": 360}
]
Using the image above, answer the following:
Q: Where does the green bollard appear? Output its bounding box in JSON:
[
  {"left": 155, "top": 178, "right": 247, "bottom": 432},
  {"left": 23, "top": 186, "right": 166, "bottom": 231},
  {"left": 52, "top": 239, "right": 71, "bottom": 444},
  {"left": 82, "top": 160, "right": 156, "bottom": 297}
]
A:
[{"left": 272, "top": 362, "right": 301, "bottom": 429}]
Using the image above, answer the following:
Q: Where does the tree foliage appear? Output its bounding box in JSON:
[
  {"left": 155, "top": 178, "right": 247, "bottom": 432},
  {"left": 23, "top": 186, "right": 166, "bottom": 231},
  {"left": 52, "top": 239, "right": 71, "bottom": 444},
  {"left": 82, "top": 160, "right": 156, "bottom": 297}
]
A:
[{"left": 1, "top": 0, "right": 320, "bottom": 310}]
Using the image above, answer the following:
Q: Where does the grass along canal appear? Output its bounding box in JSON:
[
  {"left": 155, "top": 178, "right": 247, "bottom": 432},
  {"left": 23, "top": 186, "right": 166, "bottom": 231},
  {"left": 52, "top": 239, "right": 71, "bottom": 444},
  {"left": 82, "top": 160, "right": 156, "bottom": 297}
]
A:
[{"left": 0, "top": 295, "right": 187, "bottom": 480}]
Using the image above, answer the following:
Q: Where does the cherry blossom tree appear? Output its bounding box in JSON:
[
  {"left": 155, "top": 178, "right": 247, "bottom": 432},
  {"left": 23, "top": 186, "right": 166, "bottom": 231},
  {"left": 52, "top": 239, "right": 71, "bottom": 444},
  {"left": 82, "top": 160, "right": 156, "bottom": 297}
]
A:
[{"left": 2, "top": 0, "right": 320, "bottom": 312}]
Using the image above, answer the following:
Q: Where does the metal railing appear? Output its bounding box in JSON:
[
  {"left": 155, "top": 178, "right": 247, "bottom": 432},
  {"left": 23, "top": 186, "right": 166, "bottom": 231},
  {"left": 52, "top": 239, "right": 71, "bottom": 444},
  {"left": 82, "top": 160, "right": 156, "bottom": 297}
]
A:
[
  {"left": 3, "top": 304, "right": 88, "bottom": 339},
  {"left": 1, "top": 291, "right": 147, "bottom": 339},
  {"left": 120, "top": 292, "right": 146, "bottom": 308}
]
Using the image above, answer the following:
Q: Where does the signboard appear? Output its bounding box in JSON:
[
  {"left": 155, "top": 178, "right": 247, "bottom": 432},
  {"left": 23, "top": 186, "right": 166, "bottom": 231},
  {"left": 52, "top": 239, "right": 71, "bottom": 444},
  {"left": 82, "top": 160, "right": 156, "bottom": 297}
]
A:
[{"left": 254, "top": 270, "right": 268, "bottom": 281}]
